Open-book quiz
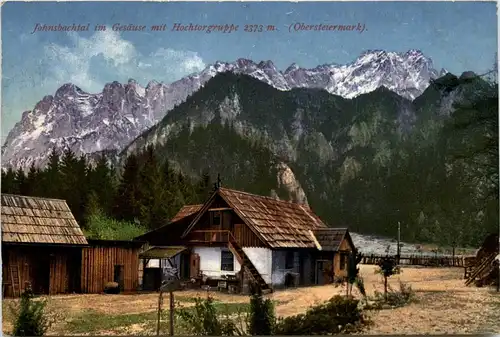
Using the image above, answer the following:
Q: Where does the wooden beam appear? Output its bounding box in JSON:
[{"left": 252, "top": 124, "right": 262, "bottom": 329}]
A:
[{"left": 208, "top": 207, "right": 232, "bottom": 212}]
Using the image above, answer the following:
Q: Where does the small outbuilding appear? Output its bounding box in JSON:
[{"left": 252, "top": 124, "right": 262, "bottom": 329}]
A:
[
  {"left": 1, "top": 194, "right": 145, "bottom": 297},
  {"left": 1, "top": 194, "right": 88, "bottom": 297}
]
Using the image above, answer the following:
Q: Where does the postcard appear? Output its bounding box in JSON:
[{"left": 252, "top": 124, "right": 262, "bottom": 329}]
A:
[{"left": 1, "top": 1, "right": 499, "bottom": 335}]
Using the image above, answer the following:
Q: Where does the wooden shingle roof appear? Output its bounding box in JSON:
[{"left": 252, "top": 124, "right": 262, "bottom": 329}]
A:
[
  {"left": 170, "top": 204, "right": 203, "bottom": 223},
  {"left": 312, "top": 228, "right": 351, "bottom": 251},
  {"left": 1, "top": 194, "right": 88, "bottom": 245},
  {"left": 184, "top": 188, "right": 329, "bottom": 248}
]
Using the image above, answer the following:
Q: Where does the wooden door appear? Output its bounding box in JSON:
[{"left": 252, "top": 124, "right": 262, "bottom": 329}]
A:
[
  {"left": 234, "top": 224, "right": 243, "bottom": 242},
  {"left": 180, "top": 253, "right": 191, "bottom": 280},
  {"left": 222, "top": 212, "right": 233, "bottom": 231},
  {"left": 315, "top": 261, "right": 325, "bottom": 285},
  {"left": 190, "top": 253, "right": 200, "bottom": 278},
  {"left": 34, "top": 255, "right": 50, "bottom": 295},
  {"left": 67, "top": 250, "right": 82, "bottom": 293},
  {"left": 323, "top": 261, "right": 333, "bottom": 284},
  {"left": 114, "top": 265, "right": 125, "bottom": 291}
]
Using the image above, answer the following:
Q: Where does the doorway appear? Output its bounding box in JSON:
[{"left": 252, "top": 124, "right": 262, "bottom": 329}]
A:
[
  {"left": 114, "top": 265, "right": 124, "bottom": 291},
  {"left": 180, "top": 252, "right": 191, "bottom": 280},
  {"left": 33, "top": 255, "right": 50, "bottom": 295},
  {"left": 315, "top": 260, "right": 333, "bottom": 285},
  {"left": 315, "top": 260, "right": 325, "bottom": 285}
]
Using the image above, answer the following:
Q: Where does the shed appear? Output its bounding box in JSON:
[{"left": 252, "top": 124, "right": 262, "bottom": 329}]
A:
[
  {"left": 1, "top": 194, "right": 88, "bottom": 297},
  {"left": 312, "top": 228, "right": 355, "bottom": 277},
  {"left": 81, "top": 239, "right": 145, "bottom": 293}
]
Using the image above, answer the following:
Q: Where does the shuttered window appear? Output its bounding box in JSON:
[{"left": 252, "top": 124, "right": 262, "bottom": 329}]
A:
[{"left": 221, "top": 250, "right": 234, "bottom": 271}]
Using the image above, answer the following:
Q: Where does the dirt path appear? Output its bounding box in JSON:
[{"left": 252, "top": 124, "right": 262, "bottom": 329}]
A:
[{"left": 3, "top": 265, "right": 499, "bottom": 335}]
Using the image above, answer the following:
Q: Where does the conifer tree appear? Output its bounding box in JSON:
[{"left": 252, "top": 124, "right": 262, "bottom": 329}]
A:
[
  {"left": 59, "top": 149, "right": 88, "bottom": 224},
  {"left": 25, "top": 163, "right": 42, "bottom": 196},
  {"left": 42, "top": 147, "right": 62, "bottom": 199},
  {"left": 114, "top": 153, "right": 141, "bottom": 222},
  {"left": 1, "top": 167, "right": 17, "bottom": 194},
  {"left": 196, "top": 169, "right": 212, "bottom": 203},
  {"left": 137, "top": 145, "right": 169, "bottom": 229},
  {"left": 88, "top": 154, "right": 116, "bottom": 215},
  {"left": 15, "top": 168, "right": 27, "bottom": 195}
]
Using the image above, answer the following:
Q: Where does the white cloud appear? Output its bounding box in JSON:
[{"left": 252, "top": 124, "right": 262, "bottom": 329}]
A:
[
  {"left": 1, "top": 29, "right": 207, "bottom": 138},
  {"left": 41, "top": 29, "right": 206, "bottom": 93},
  {"left": 147, "top": 48, "right": 206, "bottom": 74}
]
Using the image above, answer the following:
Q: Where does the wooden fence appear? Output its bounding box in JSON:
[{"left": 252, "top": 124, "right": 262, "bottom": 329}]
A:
[{"left": 361, "top": 254, "right": 476, "bottom": 268}]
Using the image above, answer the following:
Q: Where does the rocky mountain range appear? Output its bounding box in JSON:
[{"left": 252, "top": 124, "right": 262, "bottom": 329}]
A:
[
  {"left": 2, "top": 49, "right": 447, "bottom": 170},
  {"left": 118, "top": 70, "right": 491, "bottom": 244}
]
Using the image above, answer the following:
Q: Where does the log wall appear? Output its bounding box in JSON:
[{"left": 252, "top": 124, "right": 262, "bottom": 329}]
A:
[
  {"left": 2, "top": 245, "right": 78, "bottom": 298},
  {"left": 81, "top": 244, "right": 141, "bottom": 293}
]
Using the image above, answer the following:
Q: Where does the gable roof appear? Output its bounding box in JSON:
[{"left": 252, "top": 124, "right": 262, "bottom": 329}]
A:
[
  {"left": 133, "top": 205, "right": 201, "bottom": 245},
  {"left": 170, "top": 204, "right": 203, "bottom": 223},
  {"left": 182, "top": 187, "right": 328, "bottom": 248},
  {"left": 1, "top": 194, "right": 88, "bottom": 245},
  {"left": 312, "top": 228, "right": 353, "bottom": 252}
]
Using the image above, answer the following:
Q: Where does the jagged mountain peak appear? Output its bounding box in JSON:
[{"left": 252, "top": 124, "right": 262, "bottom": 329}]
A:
[
  {"left": 3, "top": 49, "right": 451, "bottom": 170},
  {"left": 103, "top": 81, "right": 124, "bottom": 89},
  {"left": 460, "top": 71, "right": 477, "bottom": 79},
  {"left": 54, "top": 83, "right": 84, "bottom": 99},
  {"left": 405, "top": 49, "right": 425, "bottom": 56},
  {"left": 284, "top": 62, "right": 300, "bottom": 73},
  {"left": 235, "top": 58, "right": 254, "bottom": 67},
  {"left": 257, "top": 60, "right": 276, "bottom": 68},
  {"left": 146, "top": 80, "right": 161, "bottom": 89}
]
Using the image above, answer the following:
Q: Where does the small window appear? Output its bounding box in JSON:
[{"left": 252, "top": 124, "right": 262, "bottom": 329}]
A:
[
  {"left": 221, "top": 250, "right": 234, "bottom": 271},
  {"left": 211, "top": 211, "right": 221, "bottom": 226},
  {"left": 285, "top": 251, "right": 294, "bottom": 269},
  {"left": 340, "top": 253, "right": 347, "bottom": 270}
]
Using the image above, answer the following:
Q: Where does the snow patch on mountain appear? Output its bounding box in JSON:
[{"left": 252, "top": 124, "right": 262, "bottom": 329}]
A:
[{"left": 3, "top": 49, "right": 446, "bottom": 170}]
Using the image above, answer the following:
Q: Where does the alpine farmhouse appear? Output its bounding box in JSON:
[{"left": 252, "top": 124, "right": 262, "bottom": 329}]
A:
[{"left": 136, "top": 187, "right": 356, "bottom": 293}]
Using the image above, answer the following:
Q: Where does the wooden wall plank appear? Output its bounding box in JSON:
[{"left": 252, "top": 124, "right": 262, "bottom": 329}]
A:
[{"left": 80, "top": 245, "right": 140, "bottom": 294}]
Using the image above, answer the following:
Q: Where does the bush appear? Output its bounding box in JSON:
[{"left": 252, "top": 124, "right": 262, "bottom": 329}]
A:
[
  {"left": 176, "top": 296, "right": 244, "bottom": 336},
  {"left": 84, "top": 210, "right": 146, "bottom": 241},
  {"left": 248, "top": 284, "right": 275, "bottom": 335},
  {"left": 370, "top": 281, "right": 416, "bottom": 309},
  {"left": 11, "top": 285, "right": 53, "bottom": 336},
  {"left": 376, "top": 256, "right": 401, "bottom": 300},
  {"left": 274, "top": 295, "right": 368, "bottom": 335}
]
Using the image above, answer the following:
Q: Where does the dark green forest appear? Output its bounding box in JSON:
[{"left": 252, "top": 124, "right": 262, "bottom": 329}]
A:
[
  {"left": 2, "top": 71, "right": 498, "bottom": 247},
  {"left": 122, "top": 71, "right": 498, "bottom": 248},
  {"left": 1, "top": 146, "right": 213, "bottom": 239}
]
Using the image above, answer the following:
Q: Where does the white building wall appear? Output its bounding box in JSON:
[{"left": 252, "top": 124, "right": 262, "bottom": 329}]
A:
[
  {"left": 143, "top": 255, "right": 182, "bottom": 282},
  {"left": 271, "top": 250, "right": 298, "bottom": 286},
  {"left": 193, "top": 247, "right": 242, "bottom": 278},
  {"left": 145, "top": 259, "right": 160, "bottom": 268},
  {"left": 242, "top": 247, "right": 273, "bottom": 284},
  {"left": 145, "top": 256, "right": 180, "bottom": 269}
]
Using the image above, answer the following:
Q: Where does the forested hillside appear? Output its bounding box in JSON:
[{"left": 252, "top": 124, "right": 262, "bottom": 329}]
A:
[
  {"left": 2, "top": 71, "right": 497, "bottom": 247},
  {"left": 121, "top": 72, "right": 498, "bottom": 247},
  {"left": 1, "top": 147, "right": 213, "bottom": 239}
]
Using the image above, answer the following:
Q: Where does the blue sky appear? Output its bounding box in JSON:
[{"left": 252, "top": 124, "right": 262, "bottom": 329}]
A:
[{"left": 1, "top": 1, "right": 498, "bottom": 140}]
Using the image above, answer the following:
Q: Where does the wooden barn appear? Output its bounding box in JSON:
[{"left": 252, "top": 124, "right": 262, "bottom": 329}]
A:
[
  {"left": 136, "top": 187, "right": 356, "bottom": 293},
  {"left": 81, "top": 239, "right": 143, "bottom": 293},
  {"left": 1, "top": 194, "right": 88, "bottom": 297},
  {"left": 2, "top": 194, "right": 144, "bottom": 297}
]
